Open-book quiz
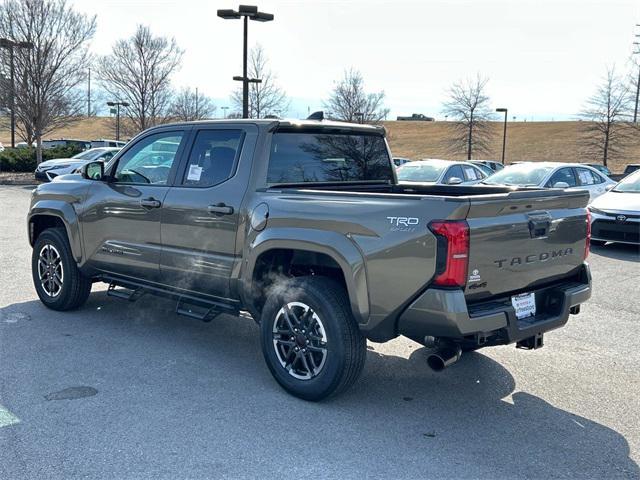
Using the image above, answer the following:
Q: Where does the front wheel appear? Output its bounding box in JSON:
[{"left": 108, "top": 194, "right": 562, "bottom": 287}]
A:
[
  {"left": 31, "top": 228, "right": 92, "bottom": 311},
  {"left": 260, "top": 276, "right": 366, "bottom": 401}
]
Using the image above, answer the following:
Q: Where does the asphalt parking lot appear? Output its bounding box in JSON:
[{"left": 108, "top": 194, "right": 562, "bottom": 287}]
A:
[{"left": 1, "top": 184, "right": 639, "bottom": 479}]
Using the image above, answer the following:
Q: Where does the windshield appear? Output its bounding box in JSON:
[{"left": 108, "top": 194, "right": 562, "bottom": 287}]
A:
[
  {"left": 267, "top": 131, "right": 393, "bottom": 184},
  {"left": 72, "top": 149, "right": 105, "bottom": 160},
  {"left": 613, "top": 171, "right": 640, "bottom": 193},
  {"left": 483, "top": 163, "right": 554, "bottom": 186},
  {"left": 396, "top": 163, "right": 447, "bottom": 182}
]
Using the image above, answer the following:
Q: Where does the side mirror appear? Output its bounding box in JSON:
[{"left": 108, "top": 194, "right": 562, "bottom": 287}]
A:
[
  {"left": 447, "top": 177, "right": 463, "bottom": 185},
  {"left": 82, "top": 161, "right": 104, "bottom": 180},
  {"left": 605, "top": 184, "right": 615, "bottom": 191},
  {"left": 553, "top": 181, "right": 570, "bottom": 188}
]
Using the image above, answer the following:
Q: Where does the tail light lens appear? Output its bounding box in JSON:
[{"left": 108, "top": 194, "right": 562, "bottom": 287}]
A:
[
  {"left": 584, "top": 209, "right": 591, "bottom": 259},
  {"left": 429, "top": 220, "right": 470, "bottom": 287}
]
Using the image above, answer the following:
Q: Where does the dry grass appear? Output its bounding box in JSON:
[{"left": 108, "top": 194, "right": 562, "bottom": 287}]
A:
[{"left": 1, "top": 118, "right": 637, "bottom": 173}]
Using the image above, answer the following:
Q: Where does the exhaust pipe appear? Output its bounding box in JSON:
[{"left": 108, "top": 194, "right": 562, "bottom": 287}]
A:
[{"left": 426, "top": 343, "right": 462, "bottom": 372}]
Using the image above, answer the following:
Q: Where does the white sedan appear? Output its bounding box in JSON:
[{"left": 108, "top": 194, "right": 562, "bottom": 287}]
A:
[
  {"left": 396, "top": 159, "right": 488, "bottom": 185},
  {"left": 482, "top": 162, "right": 616, "bottom": 202},
  {"left": 35, "top": 147, "right": 121, "bottom": 182},
  {"left": 589, "top": 170, "right": 640, "bottom": 246}
]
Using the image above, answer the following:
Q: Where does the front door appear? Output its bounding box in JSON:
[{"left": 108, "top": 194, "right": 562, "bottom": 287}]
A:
[
  {"left": 80, "top": 129, "right": 188, "bottom": 281},
  {"left": 160, "top": 126, "right": 254, "bottom": 300}
]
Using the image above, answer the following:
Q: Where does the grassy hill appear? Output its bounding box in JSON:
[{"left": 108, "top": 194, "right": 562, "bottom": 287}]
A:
[{"left": 1, "top": 117, "right": 638, "bottom": 173}]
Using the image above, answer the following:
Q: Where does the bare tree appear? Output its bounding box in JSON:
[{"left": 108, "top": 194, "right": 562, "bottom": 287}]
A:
[
  {"left": 442, "top": 74, "right": 495, "bottom": 160},
  {"left": 0, "top": 0, "right": 95, "bottom": 162},
  {"left": 323, "top": 68, "right": 389, "bottom": 123},
  {"left": 97, "top": 25, "right": 183, "bottom": 134},
  {"left": 579, "top": 68, "right": 635, "bottom": 167},
  {"left": 169, "top": 87, "right": 216, "bottom": 121},
  {"left": 231, "top": 44, "right": 288, "bottom": 118}
]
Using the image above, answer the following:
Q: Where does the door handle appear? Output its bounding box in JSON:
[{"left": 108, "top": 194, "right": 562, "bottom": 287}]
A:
[
  {"left": 207, "top": 203, "right": 234, "bottom": 215},
  {"left": 140, "top": 197, "right": 161, "bottom": 208}
]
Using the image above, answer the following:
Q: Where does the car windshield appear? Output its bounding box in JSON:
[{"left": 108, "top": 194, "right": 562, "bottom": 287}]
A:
[
  {"left": 72, "top": 149, "right": 105, "bottom": 160},
  {"left": 613, "top": 171, "right": 640, "bottom": 193},
  {"left": 482, "top": 163, "right": 554, "bottom": 186},
  {"left": 396, "top": 162, "right": 447, "bottom": 182}
]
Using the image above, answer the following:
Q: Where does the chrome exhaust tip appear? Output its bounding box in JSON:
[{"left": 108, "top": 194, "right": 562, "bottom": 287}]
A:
[{"left": 426, "top": 344, "right": 462, "bottom": 372}]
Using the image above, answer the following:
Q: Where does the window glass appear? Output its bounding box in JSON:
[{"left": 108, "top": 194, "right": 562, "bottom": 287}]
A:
[
  {"left": 100, "top": 150, "right": 116, "bottom": 161},
  {"left": 576, "top": 168, "right": 598, "bottom": 185},
  {"left": 182, "top": 130, "right": 244, "bottom": 187},
  {"left": 463, "top": 165, "right": 484, "bottom": 181},
  {"left": 546, "top": 168, "right": 577, "bottom": 188},
  {"left": 397, "top": 162, "right": 447, "bottom": 182},
  {"left": 443, "top": 165, "right": 465, "bottom": 183},
  {"left": 114, "top": 132, "right": 183, "bottom": 185},
  {"left": 483, "top": 163, "right": 553, "bottom": 186},
  {"left": 267, "top": 132, "right": 393, "bottom": 184}
]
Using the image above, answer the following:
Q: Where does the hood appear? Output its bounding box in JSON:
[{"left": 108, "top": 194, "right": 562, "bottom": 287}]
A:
[{"left": 590, "top": 190, "right": 640, "bottom": 212}]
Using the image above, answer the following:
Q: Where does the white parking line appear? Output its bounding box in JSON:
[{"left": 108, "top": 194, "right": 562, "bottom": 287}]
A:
[{"left": 0, "top": 404, "right": 20, "bottom": 428}]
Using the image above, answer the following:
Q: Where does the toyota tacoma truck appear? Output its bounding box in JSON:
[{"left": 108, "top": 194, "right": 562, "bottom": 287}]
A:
[{"left": 27, "top": 116, "right": 592, "bottom": 400}]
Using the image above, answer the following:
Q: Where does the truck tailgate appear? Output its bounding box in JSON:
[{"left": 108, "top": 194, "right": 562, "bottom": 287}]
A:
[{"left": 464, "top": 190, "right": 590, "bottom": 301}]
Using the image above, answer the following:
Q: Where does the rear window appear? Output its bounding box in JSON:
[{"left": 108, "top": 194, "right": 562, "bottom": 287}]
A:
[{"left": 267, "top": 131, "right": 393, "bottom": 184}]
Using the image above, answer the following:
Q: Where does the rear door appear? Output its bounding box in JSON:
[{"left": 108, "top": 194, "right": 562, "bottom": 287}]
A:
[
  {"left": 575, "top": 167, "right": 607, "bottom": 201},
  {"left": 159, "top": 124, "right": 257, "bottom": 299},
  {"left": 80, "top": 129, "right": 189, "bottom": 281},
  {"left": 463, "top": 190, "right": 590, "bottom": 301}
]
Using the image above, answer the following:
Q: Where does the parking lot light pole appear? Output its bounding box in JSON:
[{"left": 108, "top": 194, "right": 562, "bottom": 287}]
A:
[
  {"left": 217, "top": 5, "right": 274, "bottom": 119},
  {"left": 0, "top": 38, "right": 34, "bottom": 148},
  {"left": 496, "top": 107, "right": 508, "bottom": 164},
  {"left": 106, "top": 101, "right": 130, "bottom": 141}
]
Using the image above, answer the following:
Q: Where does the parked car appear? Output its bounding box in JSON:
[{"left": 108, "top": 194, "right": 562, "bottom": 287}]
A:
[
  {"left": 469, "top": 161, "right": 495, "bottom": 177},
  {"left": 27, "top": 118, "right": 591, "bottom": 400},
  {"left": 623, "top": 164, "right": 640, "bottom": 176},
  {"left": 42, "top": 139, "right": 92, "bottom": 150},
  {"left": 34, "top": 147, "right": 121, "bottom": 182},
  {"left": 397, "top": 159, "right": 488, "bottom": 185},
  {"left": 483, "top": 162, "right": 616, "bottom": 202},
  {"left": 585, "top": 163, "right": 611, "bottom": 177},
  {"left": 0, "top": 142, "right": 4, "bottom": 152},
  {"left": 589, "top": 170, "right": 640, "bottom": 246},
  {"left": 91, "top": 139, "right": 128, "bottom": 148},
  {"left": 396, "top": 113, "right": 434, "bottom": 121},
  {"left": 392, "top": 157, "right": 411, "bottom": 168},
  {"left": 471, "top": 160, "right": 504, "bottom": 172}
]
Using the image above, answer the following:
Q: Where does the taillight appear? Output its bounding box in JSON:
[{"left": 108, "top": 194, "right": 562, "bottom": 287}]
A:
[
  {"left": 584, "top": 209, "right": 591, "bottom": 259},
  {"left": 429, "top": 220, "right": 470, "bottom": 287}
]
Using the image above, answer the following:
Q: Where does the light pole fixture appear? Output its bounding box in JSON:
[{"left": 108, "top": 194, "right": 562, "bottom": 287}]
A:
[
  {"left": 106, "top": 101, "right": 130, "bottom": 141},
  {"left": 221, "top": 106, "right": 229, "bottom": 118},
  {"left": 218, "top": 5, "right": 274, "bottom": 119},
  {"left": 354, "top": 112, "right": 364, "bottom": 124},
  {"left": 0, "top": 38, "right": 34, "bottom": 148},
  {"left": 496, "top": 107, "right": 508, "bottom": 164}
]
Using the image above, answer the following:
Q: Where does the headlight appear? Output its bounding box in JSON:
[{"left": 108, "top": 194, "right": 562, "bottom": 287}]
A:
[
  {"left": 49, "top": 164, "right": 71, "bottom": 170},
  {"left": 588, "top": 206, "right": 606, "bottom": 215}
]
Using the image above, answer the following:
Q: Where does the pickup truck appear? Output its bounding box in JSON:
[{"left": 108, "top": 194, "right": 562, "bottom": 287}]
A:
[{"left": 27, "top": 117, "right": 592, "bottom": 400}]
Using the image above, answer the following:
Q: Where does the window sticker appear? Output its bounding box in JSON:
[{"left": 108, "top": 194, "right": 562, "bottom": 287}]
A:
[{"left": 187, "top": 164, "right": 203, "bottom": 181}]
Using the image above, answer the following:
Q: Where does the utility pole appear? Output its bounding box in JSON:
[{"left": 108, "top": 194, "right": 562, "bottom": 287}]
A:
[
  {"left": 633, "top": 26, "right": 640, "bottom": 123},
  {"left": 0, "top": 38, "right": 34, "bottom": 148},
  {"left": 87, "top": 68, "right": 91, "bottom": 117},
  {"left": 106, "top": 101, "right": 129, "bottom": 141},
  {"left": 195, "top": 87, "right": 199, "bottom": 119}
]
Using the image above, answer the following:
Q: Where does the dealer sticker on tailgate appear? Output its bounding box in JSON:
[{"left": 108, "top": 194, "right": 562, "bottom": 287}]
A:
[{"left": 511, "top": 292, "right": 536, "bottom": 319}]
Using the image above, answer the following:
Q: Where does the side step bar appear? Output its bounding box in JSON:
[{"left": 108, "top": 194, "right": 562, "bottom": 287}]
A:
[{"left": 103, "top": 276, "right": 240, "bottom": 322}]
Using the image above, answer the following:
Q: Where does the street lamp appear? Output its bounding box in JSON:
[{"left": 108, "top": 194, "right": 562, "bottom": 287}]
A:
[
  {"left": 0, "top": 38, "right": 34, "bottom": 148},
  {"left": 496, "top": 107, "right": 508, "bottom": 164},
  {"left": 106, "top": 101, "right": 130, "bottom": 141},
  {"left": 218, "top": 5, "right": 274, "bottom": 119}
]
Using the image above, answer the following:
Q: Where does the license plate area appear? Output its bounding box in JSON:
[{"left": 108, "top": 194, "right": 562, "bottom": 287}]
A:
[{"left": 511, "top": 292, "right": 536, "bottom": 320}]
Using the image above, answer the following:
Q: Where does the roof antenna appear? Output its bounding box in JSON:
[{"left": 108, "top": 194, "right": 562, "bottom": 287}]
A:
[{"left": 307, "top": 111, "right": 324, "bottom": 121}]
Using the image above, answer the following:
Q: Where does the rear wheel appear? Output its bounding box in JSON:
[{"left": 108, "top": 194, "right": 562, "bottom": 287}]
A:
[
  {"left": 31, "top": 228, "right": 92, "bottom": 311},
  {"left": 260, "top": 276, "right": 366, "bottom": 401}
]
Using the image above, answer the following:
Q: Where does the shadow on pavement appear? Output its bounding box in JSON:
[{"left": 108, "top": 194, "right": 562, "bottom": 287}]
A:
[
  {"left": 1, "top": 293, "right": 638, "bottom": 478},
  {"left": 591, "top": 243, "right": 640, "bottom": 263}
]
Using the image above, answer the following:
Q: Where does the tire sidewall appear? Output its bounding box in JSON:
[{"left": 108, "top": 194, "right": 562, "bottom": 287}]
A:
[
  {"left": 260, "top": 278, "right": 350, "bottom": 400},
  {"left": 32, "top": 229, "right": 77, "bottom": 309}
]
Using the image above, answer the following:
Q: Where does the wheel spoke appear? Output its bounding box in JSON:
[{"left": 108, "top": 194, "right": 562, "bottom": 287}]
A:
[
  {"left": 282, "top": 306, "right": 297, "bottom": 331},
  {"left": 299, "top": 352, "right": 312, "bottom": 375},
  {"left": 306, "top": 344, "right": 326, "bottom": 354},
  {"left": 305, "top": 351, "right": 318, "bottom": 371}
]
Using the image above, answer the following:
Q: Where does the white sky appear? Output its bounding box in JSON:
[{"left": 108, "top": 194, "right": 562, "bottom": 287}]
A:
[{"left": 73, "top": 0, "right": 640, "bottom": 120}]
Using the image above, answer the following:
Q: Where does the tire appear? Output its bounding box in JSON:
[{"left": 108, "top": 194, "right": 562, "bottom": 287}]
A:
[
  {"left": 31, "top": 228, "right": 92, "bottom": 311},
  {"left": 260, "top": 276, "right": 366, "bottom": 401},
  {"left": 590, "top": 239, "right": 606, "bottom": 247}
]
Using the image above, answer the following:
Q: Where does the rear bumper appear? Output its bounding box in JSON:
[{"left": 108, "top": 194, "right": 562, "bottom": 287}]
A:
[{"left": 397, "top": 263, "right": 591, "bottom": 345}]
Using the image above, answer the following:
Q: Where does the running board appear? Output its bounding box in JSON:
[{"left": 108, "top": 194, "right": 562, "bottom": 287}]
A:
[{"left": 102, "top": 276, "right": 239, "bottom": 322}]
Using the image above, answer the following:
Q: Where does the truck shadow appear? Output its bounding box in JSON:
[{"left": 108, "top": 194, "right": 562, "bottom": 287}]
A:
[{"left": 1, "top": 294, "right": 638, "bottom": 478}]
